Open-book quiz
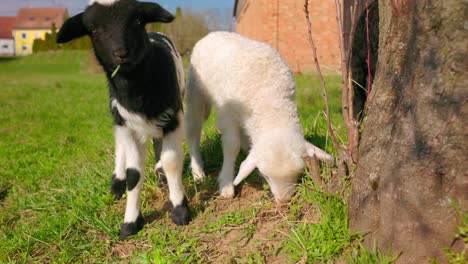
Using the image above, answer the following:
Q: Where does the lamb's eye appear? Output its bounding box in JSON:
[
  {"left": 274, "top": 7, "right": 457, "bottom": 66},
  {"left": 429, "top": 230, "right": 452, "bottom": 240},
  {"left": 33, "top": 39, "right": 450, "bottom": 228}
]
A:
[{"left": 89, "top": 26, "right": 98, "bottom": 36}]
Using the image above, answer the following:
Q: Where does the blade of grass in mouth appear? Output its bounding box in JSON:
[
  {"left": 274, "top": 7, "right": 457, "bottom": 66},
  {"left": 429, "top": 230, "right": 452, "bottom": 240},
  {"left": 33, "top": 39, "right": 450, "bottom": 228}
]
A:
[{"left": 111, "top": 65, "right": 121, "bottom": 78}]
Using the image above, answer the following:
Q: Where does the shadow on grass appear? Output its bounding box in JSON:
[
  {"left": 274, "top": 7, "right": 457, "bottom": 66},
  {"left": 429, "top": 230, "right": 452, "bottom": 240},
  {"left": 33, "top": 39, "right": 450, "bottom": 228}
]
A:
[
  {"left": 179, "top": 133, "right": 268, "bottom": 219},
  {"left": 0, "top": 57, "right": 16, "bottom": 64},
  {"left": 0, "top": 184, "right": 12, "bottom": 201},
  {"left": 304, "top": 133, "right": 330, "bottom": 151},
  {"left": 144, "top": 209, "right": 166, "bottom": 224},
  {"left": 143, "top": 129, "right": 331, "bottom": 224}
]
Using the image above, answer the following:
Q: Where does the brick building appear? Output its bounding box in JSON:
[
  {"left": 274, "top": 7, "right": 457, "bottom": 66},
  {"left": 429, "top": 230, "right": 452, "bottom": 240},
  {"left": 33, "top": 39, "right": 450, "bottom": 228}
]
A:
[{"left": 234, "top": 0, "right": 370, "bottom": 73}]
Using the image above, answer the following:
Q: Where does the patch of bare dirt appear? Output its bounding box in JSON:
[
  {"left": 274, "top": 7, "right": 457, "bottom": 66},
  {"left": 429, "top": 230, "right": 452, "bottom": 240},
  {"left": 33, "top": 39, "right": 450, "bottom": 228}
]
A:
[
  {"left": 110, "top": 177, "right": 321, "bottom": 263},
  {"left": 111, "top": 240, "right": 142, "bottom": 259},
  {"left": 188, "top": 183, "right": 293, "bottom": 263}
]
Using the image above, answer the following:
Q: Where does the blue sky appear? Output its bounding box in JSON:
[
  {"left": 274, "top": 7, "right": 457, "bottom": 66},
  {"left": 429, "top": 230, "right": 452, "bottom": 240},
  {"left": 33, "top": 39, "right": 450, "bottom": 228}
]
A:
[{"left": 0, "top": 0, "right": 235, "bottom": 16}]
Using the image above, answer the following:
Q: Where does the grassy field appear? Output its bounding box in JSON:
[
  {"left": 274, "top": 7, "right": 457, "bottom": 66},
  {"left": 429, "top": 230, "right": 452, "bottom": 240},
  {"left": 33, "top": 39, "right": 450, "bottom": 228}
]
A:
[{"left": 0, "top": 50, "right": 380, "bottom": 263}]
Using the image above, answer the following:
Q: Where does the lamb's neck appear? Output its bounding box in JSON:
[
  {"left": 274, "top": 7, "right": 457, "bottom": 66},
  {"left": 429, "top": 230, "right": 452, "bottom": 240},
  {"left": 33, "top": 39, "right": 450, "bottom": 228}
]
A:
[
  {"left": 249, "top": 103, "right": 302, "bottom": 135},
  {"left": 249, "top": 116, "right": 304, "bottom": 146},
  {"left": 108, "top": 55, "right": 154, "bottom": 90},
  {"left": 249, "top": 124, "right": 306, "bottom": 160}
]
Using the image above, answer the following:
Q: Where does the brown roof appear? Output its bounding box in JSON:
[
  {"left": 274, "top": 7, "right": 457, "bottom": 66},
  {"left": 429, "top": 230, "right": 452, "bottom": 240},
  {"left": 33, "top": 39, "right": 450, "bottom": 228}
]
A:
[
  {"left": 13, "top": 7, "right": 68, "bottom": 30},
  {"left": 0, "top": 17, "right": 16, "bottom": 38}
]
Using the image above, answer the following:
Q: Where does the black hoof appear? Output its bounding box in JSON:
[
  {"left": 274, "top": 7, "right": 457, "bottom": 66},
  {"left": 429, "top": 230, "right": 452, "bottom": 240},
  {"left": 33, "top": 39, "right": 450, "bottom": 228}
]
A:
[
  {"left": 170, "top": 197, "right": 191, "bottom": 226},
  {"left": 119, "top": 212, "right": 144, "bottom": 239},
  {"left": 156, "top": 167, "right": 167, "bottom": 187},
  {"left": 110, "top": 174, "right": 126, "bottom": 200}
]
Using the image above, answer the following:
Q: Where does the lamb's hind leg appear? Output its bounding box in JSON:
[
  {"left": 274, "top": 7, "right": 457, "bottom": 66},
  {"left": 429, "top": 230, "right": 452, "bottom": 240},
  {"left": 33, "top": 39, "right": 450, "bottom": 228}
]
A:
[
  {"left": 153, "top": 138, "right": 167, "bottom": 186},
  {"left": 217, "top": 112, "right": 241, "bottom": 198},
  {"left": 117, "top": 126, "right": 147, "bottom": 239},
  {"left": 185, "top": 73, "right": 211, "bottom": 182},
  {"left": 162, "top": 111, "right": 191, "bottom": 225}
]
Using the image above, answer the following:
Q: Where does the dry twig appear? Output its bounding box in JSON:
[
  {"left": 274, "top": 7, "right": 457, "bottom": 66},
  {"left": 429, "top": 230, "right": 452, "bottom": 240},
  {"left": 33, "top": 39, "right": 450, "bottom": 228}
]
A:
[
  {"left": 346, "top": 0, "right": 360, "bottom": 71},
  {"left": 303, "top": 0, "right": 348, "bottom": 163},
  {"left": 334, "top": 0, "right": 361, "bottom": 164},
  {"left": 303, "top": 156, "right": 323, "bottom": 190}
]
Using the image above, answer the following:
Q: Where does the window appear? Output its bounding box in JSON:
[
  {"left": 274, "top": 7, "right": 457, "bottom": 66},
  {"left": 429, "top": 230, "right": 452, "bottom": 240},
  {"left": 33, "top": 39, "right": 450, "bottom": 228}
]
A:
[
  {"left": 22, "top": 45, "right": 28, "bottom": 51},
  {"left": 35, "top": 32, "right": 41, "bottom": 38},
  {"left": 22, "top": 33, "right": 27, "bottom": 39},
  {"left": 2, "top": 44, "right": 8, "bottom": 49}
]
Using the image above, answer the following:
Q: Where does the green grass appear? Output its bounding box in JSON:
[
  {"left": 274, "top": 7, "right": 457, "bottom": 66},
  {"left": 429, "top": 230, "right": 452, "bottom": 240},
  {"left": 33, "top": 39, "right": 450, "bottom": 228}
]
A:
[
  {"left": 285, "top": 181, "right": 351, "bottom": 262},
  {"left": 429, "top": 200, "right": 468, "bottom": 264},
  {"left": 0, "top": 50, "right": 375, "bottom": 263},
  {"left": 347, "top": 243, "right": 399, "bottom": 264}
]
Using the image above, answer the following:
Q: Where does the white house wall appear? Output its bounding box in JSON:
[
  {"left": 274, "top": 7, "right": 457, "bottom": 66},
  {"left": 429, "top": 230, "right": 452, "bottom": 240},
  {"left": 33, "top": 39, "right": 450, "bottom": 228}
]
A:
[{"left": 0, "top": 39, "right": 15, "bottom": 55}]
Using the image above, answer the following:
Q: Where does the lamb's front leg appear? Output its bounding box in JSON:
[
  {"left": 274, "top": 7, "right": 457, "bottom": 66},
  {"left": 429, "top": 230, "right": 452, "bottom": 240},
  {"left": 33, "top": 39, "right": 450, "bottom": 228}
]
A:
[
  {"left": 161, "top": 112, "right": 191, "bottom": 225},
  {"left": 116, "top": 126, "right": 147, "bottom": 239},
  {"left": 217, "top": 113, "right": 241, "bottom": 198},
  {"left": 111, "top": 126, "right": 127, "bottom": 200}
]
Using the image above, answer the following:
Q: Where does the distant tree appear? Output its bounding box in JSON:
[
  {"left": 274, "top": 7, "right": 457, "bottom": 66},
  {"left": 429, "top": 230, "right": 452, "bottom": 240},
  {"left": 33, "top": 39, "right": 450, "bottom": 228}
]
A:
[
  {"left": 32, "top": 39, "right": 38, "bottom": 53},
  {"left": 175, "top": 6, "right": 182, "bottom": 19},
  {"left": 32, "top": 38, "right": 44, "bottom": 53},
  {"left": 29, "top": 15, "right": 94, "bottom": 53},
  {"left": 80, "top": 37, "right": 92, "bottom": 49},
  {"left": 154, "top": 7, "right": 209, "bottom": 56},
  {"left": 147, "top": 22, "right": 164, "bottom": 32},
  {"left": 203, "top": 8, "right": 234, "bottom": 32},
  {"left": 62, "top": 36, "right": 92, "bottom": 50},
  {"left": 49, "top": 23, "right": 59, "bottom": 50},
  {"left": 170, "top": 7, "right": 184, "bottom": 54},
  {"left": 146, "top": 7, "right": 180, "bottom": 34},
  {"left": 44, "top": 33, "right": 53, "bottom": 50}
]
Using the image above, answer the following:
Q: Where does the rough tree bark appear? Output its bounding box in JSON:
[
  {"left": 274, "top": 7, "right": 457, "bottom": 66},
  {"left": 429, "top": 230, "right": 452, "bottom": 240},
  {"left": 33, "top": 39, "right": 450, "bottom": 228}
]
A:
[{"left": 349, "top": 0, "right": 467, "bottom": 262}]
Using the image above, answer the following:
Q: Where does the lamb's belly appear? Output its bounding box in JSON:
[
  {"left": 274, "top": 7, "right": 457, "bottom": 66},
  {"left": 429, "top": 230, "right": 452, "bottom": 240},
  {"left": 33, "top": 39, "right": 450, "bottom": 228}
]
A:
[{"left": 112, "top": 99, "right": 164, "bottom": 139}]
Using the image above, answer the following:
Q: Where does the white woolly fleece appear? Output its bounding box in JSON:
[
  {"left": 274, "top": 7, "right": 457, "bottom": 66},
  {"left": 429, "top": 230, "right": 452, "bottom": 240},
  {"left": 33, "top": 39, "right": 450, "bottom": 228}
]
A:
[
  {"left": 190, "top": 31, "right": 305, "bottom": 156},
  {"left": 186, "top": 32, "right": 332, "bottom": 202}
]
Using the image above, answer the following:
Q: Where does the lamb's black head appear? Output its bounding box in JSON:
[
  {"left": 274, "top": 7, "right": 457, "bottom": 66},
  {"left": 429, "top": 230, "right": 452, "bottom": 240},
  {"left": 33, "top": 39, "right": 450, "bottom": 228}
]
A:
[{"left": 56, "top": 0, "right": 174, "bottom": 70}]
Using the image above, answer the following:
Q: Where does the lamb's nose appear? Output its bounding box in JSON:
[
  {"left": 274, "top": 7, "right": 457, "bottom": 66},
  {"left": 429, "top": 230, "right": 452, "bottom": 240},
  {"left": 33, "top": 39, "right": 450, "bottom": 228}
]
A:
[{"left": 113, "top": 48, "right": 128, "bottom": 59}]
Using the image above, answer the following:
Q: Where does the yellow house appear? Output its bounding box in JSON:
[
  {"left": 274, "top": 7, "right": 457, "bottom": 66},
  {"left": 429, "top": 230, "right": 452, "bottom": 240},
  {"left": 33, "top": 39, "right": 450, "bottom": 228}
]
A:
[{"left": 13, "top": 7, "right": 67, "bottom": 56}]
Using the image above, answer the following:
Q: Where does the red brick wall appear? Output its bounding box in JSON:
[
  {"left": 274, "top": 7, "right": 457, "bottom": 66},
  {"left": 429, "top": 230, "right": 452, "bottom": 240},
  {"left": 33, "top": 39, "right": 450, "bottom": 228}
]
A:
[
  {"left": 236, "top": 0, "right": 340, "bottom": 73},
  {"left": 236, "top": 0, "right": 276, "bottom": 45}
]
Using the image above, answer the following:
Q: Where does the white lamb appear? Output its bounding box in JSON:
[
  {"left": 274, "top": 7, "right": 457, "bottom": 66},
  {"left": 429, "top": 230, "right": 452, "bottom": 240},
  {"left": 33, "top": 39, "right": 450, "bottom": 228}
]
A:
[{"left": 185, "top": 32, "right": 333, "bottom": 203}]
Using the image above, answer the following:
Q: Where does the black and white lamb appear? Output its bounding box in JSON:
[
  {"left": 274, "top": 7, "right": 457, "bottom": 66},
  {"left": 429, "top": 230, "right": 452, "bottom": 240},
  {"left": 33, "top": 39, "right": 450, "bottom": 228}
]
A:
[
  {"left": 56, "top": 0, "right": 190, "bottom": 239},
  {"left": 185, "top": 32, "right": 333, "bottom": 203}
]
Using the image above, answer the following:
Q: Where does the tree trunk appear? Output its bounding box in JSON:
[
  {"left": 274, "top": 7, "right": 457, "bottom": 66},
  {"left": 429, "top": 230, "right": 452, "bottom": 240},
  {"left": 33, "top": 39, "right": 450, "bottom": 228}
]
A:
[{"left": 348, "top": 0, "right": 467, "bottom": 262}]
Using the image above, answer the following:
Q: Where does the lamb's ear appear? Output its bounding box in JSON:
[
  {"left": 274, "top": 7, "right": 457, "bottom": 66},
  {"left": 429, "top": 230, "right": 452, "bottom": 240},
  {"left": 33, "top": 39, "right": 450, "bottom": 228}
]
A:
[
  {"left": 138, "top": 2, "right": 175, "bottom": 23},
  {"left": 305, "top": 141, "right": 334, "bottom": 162},
  {"left": 56, "top": 13, "right": 87, "bottom": 43},
  {"left": 233, "top": 154, "right": 257, "bottom": 186}
]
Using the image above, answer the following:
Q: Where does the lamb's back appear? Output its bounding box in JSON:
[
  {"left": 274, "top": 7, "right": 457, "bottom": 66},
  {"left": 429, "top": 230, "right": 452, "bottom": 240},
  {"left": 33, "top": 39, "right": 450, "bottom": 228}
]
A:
[{"left": 190, "top": 32, "right": 296, "bottom": 109}]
